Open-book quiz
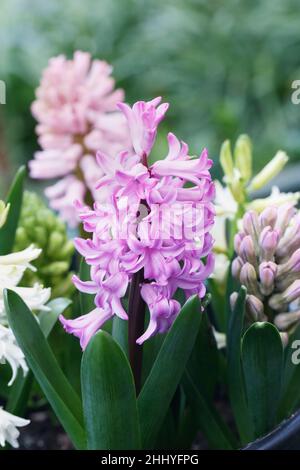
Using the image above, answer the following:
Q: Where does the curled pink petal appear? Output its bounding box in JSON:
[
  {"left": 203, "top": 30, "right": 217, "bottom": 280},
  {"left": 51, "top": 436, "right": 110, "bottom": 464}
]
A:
[{"left": 60, "top": 308, "right": 112, "bottom": 350}]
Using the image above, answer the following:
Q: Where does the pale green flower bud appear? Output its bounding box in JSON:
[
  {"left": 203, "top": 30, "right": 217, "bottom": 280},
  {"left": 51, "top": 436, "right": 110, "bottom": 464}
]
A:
[
  {"left": 220, "top": 140, "right": 234, "bottom": 182},
  {"left": 57, "top": 240, "right": 75, "bottom": 260},
  {"left": 0, "top": 201, "right": 10, "bottom": 228},
  {"left": 51, "top": 272, "right": 74, "bottom": 298},
  {"left": 47, "top": 232, "right": 65, "bottom": 256},
  {"left": 15, "top": 227, "right": 29, "bottom": 248},
  {"left": 248, "top": 187, "right": 300, "bottom": 213},
  {"left": 33, "top": 227, "right": 47, "bottom": 247},
  {"left": 41, "top": 261, "right": 69, "bottom": 276},
  {"left": 234, "top": 134, "right": 252, "bottom": 183},
  {"left": 229, "top": 170, "right": 245, "bottom": 203},
  {"left": 248, "top": 151, "right": 289, "bottom": 192},
  {"left": 14, "top": 191, "right": 75, "bottom": 298}
]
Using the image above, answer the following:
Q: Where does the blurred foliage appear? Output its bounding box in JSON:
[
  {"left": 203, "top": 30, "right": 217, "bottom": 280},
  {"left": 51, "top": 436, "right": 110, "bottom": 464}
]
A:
[
  {"left": 14, "top": 191, "right": 75, "bottom": 298},
  {"left": 1, "top": 0, "right": 300, "bottom": 190}
]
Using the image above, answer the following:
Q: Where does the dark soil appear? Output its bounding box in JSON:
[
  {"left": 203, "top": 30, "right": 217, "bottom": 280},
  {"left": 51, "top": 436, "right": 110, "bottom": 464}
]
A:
[{"left": 18, "top": 410, "right": 73, "bottom": 450}]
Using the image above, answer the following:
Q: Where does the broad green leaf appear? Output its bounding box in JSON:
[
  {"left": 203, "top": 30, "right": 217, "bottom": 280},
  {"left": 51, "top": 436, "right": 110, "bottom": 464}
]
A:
[
  {"left": 187, "top": 312, "right": 219, "bottom": 401},
  {"left": 227, "top": 285, "right": 253, "bottom": 444},
  {"left": 6, "top": 371, "right": 34, "bottom": 418},
  {"left": 81, "top": 331, "right": 140, "bottom": 450},
  {"left": 138, "top": 295, "right": 202, "bottom": 448},
  {"left": 112, "top": 315, "right": 128, "bottom": 356},
  {"left": 225, "top": 256, "right": 239, "bottom": 330},
  {"left": 0, "top": 365, "right": 11, "bottom": 399},
  {"left": 0, "top": 166, "right": 25, "bottom": 255},
  {"left": 39, "top": 297, "right": 72, "bottom": 337},
  {"left": 7, "top": 297, "right": 72, "bottom": 416},
  {"left": 183, "top": 371, "right": 235, "bottom": 449},
  {"left": 141, "top": 329, "right": 164, "bottom": 385},
  {"left": 174, "top": 400, "right": 199, "bottom": 450},
  {"left": 279, "top": 323, "right": 300, "bottom": 418},
  {"left": 154, "top": 409, "right": 176, "bottom": 449},
  {"left": 242, "top": 322, "right": 283, "bottom": 439},
  {"left": 4, "top": 289, "right": 86, "bottom": 449},
  {"left": 208, "top": 278, "right": 226, "bottom": 332}
]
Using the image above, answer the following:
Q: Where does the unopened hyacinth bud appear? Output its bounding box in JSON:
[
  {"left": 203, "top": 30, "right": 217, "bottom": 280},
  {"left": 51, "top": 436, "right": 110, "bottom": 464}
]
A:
[
  {"left": 232, "top": 203, "right": 300, "bottom": 335},
  {"left": 243, "top": 210, "right": 260, "bottom": 242},
  {"left": 240, "top": 263, "right": 260, "bottom": 297},
  {"left": 14, "top": 191, "right": 74, "bottom": 298},
  {"left": 259, "top": 206, "right": 277, "bottom": 230},
  {"left": 275, "top": 203, "right": 296, "bottom": 234},
  {"left": 269, "top": 280, "right": 300, "bottom": 311},
  {"left": 230, "top": 291, "right": 265, "bottom": 322},
  {"left": 275, "top": 310, "right": 300, "bottom": 331},
  {"left": 259, "top": 262, "right": 277, "bottom": 296},
  {"left": 239, "top": 236, "right": 257, "bottom": 267},
  {"left": 276, "top": 213, "right": 300, "bottom": 259},
  {"left": 232, "top": 256, "right": 243, "bottom": 279},
  {"left": 234, "top": 134, "right": 252, "bottom": 183},
  {"left": 234, "top": 232, "right": 245, "bottom": 254},
  {"left": 246, "top": 295, "right": 266, "bottom": 322},
  {"left": 259, "top": 226, "right": 279, "bottom": 261},
  {"left": 276, "top": 250, "right": 300, "bottom": 292}
]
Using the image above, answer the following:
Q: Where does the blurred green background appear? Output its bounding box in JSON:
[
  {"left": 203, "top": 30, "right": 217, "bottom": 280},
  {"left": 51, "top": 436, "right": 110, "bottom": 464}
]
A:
[{"left": 1, "top": 0, "right": 300, "bottom": 193}]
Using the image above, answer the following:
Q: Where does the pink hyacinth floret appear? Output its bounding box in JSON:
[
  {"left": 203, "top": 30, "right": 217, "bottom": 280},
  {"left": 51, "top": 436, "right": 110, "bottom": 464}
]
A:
[
  {"left": 60, "top": 97, "right": 215, "bottom": 347},
  {"left": 29, "top": 51, "right": 130, "bottom": 227}
]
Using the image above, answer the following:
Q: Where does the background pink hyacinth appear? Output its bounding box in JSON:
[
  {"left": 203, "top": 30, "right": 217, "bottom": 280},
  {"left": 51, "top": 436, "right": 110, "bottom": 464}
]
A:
[{"left": 29, "top": 51, "right": 130, "bottom": 227}]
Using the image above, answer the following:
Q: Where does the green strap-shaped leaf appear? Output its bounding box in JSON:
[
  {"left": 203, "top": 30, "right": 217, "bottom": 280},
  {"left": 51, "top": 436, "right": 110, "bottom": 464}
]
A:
[
  {"left": 227, "top": 285, "right": 253, "bottom": 444},
  {"left": 242, "top": 322, "right": 283, "bottom": 439},
  {"left": 112, "top": 315, "right": 128, "bottom": 356},
  {"left": 183, "top": 371, "right": 235, "bottom": 449},
  {"left": 138, "top": 295, "right": 202, "bottom": 449},
  {"left": 6, "top": 371, "right": 34, "bottom": 419},
  {"left": 225, "top": 256, "right": 239, "bottom": 330},
  {"left": 4, "top": 289, "right": 86, "bottom": 449},
  {"left": 7, "top": 297, "right": 72, "bottom": 416},
  {"left": 279, "top": 323, "right": 300, "bottom": 418},
  {"left": 0, "top": 166, "right": 25, "bottom": 255},
  {"left": 208, "top": 278, "right": 226, "bottom": 332},
  {"left": 187, "top": 312, "right": 219, "bottom": 401},
  {"left": 39, "top": 297, "right": 72, "bottom": 337},
  {"left": 154, "top": 409, "right": 176, "bottom": 449},
  {"left": 81, "top": 330, "right": 140, "bottom": 450}
]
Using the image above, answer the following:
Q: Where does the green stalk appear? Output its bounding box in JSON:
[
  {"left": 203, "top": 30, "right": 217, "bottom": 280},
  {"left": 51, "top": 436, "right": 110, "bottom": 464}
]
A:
[{"left": 128, "top": 268, "right": 146, "bottom": 394}]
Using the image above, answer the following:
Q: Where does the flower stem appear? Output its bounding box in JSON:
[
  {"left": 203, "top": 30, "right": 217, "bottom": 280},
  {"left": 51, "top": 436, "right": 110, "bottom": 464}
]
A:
[{"left": 128, "top": 268, "right": 146, "bottom": 394}]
